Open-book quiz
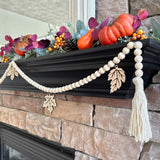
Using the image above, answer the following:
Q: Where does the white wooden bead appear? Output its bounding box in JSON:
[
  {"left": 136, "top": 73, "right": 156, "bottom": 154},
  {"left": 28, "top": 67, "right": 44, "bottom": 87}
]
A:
[
  {"left": 118, "top": 52, "right": 125, "bottom": 60},
  {"left": 72, "top": 83, "right": 76, "bottom": 88},
  {"left": 63, "top": 86, "right": 67, "bottom": 91},
  {"left": 99, "top": 67, "right": 105, "bottom": 74},
  {"left": 134, "top": 42, "right": 143, "bottom": 49},
  {"left": 135, "top": 63, "right": 143, "bottom": 70},
  {"left": 62, "top": 87, "right": 65, "bottom": 91},
  {"left": 69, "top": 84, "right": 72, "bottom": 90},
  {"left": 122, "top": 47, "right": 130, "bottom": 54},
  {"left": 56, "top": 88, "right": 59, "bottom": 92},
  {"left": 135, "top": 70, "right": 143, "bottom": 77},
  {"left": 134, "top": 56, "right": 143, "bottom": 63},
  {"left": 91, "top": 73, "right": 96, "bottom": 80},
  {"left": 103, "top": 64, "right": 110, "bottom": 71},
  {"left": 113, "top": 57, "right": 120, "bottom": 64},
  {"left": 134, "top": 49, "right": 142, "bottom": 56},
  {"left": 127, "top": 41, "right": 134, "bottom": 49},
  {"left": 75, "top": 82, "right": 80, "bottom": 87},
  {"left": 57, "top": 88, "right": 61, "bottom": 92},
  {"left": 53, "top": 89, "right": 56, "bottom": 93},
  {"left": 95, "top": 71, "right": 101, "bottom": 77},
  {"left": 87, "top": 76, "right": 92, "bottom": 82},
  {"left": 79, "top": 80, "right": 84, "bottom": 85},
  {"left": 83, "top": 78, "right": 88, "bottom": 84},
  {"left": 108, "top": 60, "right": 115, "bottom": 68}
]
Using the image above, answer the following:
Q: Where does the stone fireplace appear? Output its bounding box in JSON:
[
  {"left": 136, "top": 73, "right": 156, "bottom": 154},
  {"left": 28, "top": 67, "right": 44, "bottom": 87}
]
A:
[
  {"left": 0, "top": 0, "right": 160, "bottom": 160},
  {"left": 0, "top": 71, "right": 159, "bottom": 160}
]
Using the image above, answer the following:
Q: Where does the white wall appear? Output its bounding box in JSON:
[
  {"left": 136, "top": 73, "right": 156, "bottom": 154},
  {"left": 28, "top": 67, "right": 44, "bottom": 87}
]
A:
[{"left": 0, "top": 9, "right": 50, "bottom": 45}]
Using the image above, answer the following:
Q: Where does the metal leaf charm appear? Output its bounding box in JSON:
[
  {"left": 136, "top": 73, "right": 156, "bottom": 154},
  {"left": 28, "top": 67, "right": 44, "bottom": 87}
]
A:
[
  {"left": 108, "top": 65, "right": 126, "bottom": 93},
  {"left": 43, "top": 95, "right": 56, "bottom": 114}
]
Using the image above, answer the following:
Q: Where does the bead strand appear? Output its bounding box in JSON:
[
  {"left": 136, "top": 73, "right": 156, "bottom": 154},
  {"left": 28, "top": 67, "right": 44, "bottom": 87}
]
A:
[
  {"left": 0, "top": 41, "right": 143, "bottom": 94},
  {"left": 133, "top": 42, "right": 143, "bottom": 77}
]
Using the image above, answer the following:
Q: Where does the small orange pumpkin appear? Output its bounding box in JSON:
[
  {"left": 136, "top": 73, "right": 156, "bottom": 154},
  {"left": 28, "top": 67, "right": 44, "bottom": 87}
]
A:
[
  {"left": 98, "top": 14, "right": 136, "bottom": 45},
  {"left": 14, "top": 34, "right": 32, "bottom": 56},
  {"left": 77, "top": 29, "right": 94, "bottom": 50}
]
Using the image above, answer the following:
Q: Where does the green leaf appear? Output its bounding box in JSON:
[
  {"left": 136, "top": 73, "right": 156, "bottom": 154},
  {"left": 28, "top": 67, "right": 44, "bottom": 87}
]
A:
[
  {"left": 97, "top": 19, "right": 102, "bottom": 25},
  {"left": 150, "top": 18, "right": 160, "bottom": 39},
  {"left": 76, "top": 20, "right": 85, "bottom": 33}
]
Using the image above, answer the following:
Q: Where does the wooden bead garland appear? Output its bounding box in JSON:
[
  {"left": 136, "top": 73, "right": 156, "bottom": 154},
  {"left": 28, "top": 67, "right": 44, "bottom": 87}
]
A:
[{"left": 0, "top": 41, "right": 152, "bottom": 143}]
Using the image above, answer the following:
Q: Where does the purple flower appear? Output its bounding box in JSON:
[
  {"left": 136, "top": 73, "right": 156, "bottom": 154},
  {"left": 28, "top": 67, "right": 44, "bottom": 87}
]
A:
[
  {"left": 38, "top": 39, "right": 50, "bottom": 49},
  {"left": 60, "top": 26, "right": 67, "bottom": 33},
  {"left": 25, "top": 36, "right": 50, "bottom": 51},
  {"left": 88, "top": 17, "right": 98, "bottom": 29},
  {"left": 56, "top": 32, "right": 62, "bottom": 37},
  {"left": 56, "top": 26, "right": 72, "bottom": 39},
  {"left": 133, "top": 16, "right": 141, "bottom": 30},
  {"left": 5, "top": 44, "right": 12, "bottom": 53},
  {"left": 98, "top": 18, "right": 111, "bottom": 31},
  {"left": 91, "top": 29, "right": 99, "bottom": 40},
  {"left": 0, "top": 51, "right": 4, "bottom": 56},
  {"left": 65, "top": 32, "right": 72, "bottom": 39}
]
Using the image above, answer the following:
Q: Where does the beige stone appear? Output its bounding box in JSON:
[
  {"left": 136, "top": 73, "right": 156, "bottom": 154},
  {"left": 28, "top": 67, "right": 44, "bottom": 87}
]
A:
[
  {"left": 45, "top": 100, "right": 93, "bottom": 126},
  {"left": 61, "top": 121, "right": 142, "bottom": 160},
  {"left": 96, "top": 0, "right": 128, "bottom": 20},
  {"left": 145, "top": 84, "right": 160, "bottom": 111},
  {"left": 130, "top": 0, "right": 160, "bottom": 16},
  {"left": 75, "top": 152, "right": 100, "bottom": 160},
  {"left": 152, "top": 71, "right": 160, "bottom": 83},
  {"left": 149, "top": 112, "right": 160, "bottom": 143},
  {"left": 140, "top": 142, "right": 160, "bottom": 160},
  {"left": 142, "top": 16, "right": 160, "bottom": 29},
  {"left": 94, "top": 105, "right": 131, "bottom": 135},
  {"left": 26, "top": 112, "right": 61, "bottom": 142},
  {"left": 2, "top": 94, "right": 44, "bottom": 114},
  {"left": 66, "top": 95, "right": 132, "bottom": 109},
  {"left": 0, "top": 106, "right": 26, "bottom": 130}
]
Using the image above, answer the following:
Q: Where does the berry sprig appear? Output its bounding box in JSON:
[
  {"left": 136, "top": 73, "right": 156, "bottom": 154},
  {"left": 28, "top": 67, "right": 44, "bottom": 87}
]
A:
[
  {"left": 54, "top": 33, "right": 66, "bottom": 49},
  {"left": 131, "top": 29, "right": 147, "bottom": 41},
  {"left": 1, "top": 56, "right": 9, "bottom": 63}
]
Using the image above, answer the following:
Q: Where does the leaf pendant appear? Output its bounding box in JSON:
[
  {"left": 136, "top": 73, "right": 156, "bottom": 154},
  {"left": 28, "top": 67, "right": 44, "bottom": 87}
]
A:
[
  {"left": 108, "top": 65, "right": 126, "bottom": 93},
  {"left": 43, "top": 94, "right": 56, "bottom": 114}
]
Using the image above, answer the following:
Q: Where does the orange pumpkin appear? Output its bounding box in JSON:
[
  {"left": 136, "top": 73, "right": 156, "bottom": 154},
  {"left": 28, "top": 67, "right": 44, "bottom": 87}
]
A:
[
  {"left": 77, "top": 29, "right": 94, "bottom": 50},
  {"left": 14, "top": 34, "right": 32, "bottom": 56},
  {"left": 98, "top": 14, "right": 135, "bottom": 45}
]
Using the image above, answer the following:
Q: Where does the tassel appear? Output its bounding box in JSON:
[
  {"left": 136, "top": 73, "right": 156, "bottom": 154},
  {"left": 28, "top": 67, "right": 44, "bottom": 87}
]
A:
[
  {"left": 129, "top": 77, "right": 152, "bottom": 142},
  {"left": 129, "top": 41, "right": 152, "bottom": 142}
]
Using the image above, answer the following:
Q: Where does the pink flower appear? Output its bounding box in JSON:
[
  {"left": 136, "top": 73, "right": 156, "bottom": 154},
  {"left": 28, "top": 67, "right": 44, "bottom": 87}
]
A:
[{"left": 138, "top": 9, "right": 148, "bottom": 20}]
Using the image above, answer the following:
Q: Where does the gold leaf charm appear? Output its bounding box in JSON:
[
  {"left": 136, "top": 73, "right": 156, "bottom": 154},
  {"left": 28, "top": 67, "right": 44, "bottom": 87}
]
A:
[
  {"left": 43, "top": 94, "right": 56, "bottom": 114},
  {"left": 108, "top": 65, "right": 126, "bottom": 93},
  {"left": 7, "top": 65, "right": 18, "bottom": 80}
]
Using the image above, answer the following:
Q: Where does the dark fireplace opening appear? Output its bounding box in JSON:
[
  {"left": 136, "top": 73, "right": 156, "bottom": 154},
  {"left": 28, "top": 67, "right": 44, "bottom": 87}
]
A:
[{"left": 0, "top": 123, "right": 75, "bottom": 160}]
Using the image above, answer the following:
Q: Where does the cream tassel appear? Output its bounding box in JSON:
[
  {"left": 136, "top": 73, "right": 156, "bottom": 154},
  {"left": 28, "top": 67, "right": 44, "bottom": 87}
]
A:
[
  {"left": 129, "top": 77, "right": 152, "bottom": 142},
  {"left": 129, "top": 41, "right": 152, "bottom": 142}
]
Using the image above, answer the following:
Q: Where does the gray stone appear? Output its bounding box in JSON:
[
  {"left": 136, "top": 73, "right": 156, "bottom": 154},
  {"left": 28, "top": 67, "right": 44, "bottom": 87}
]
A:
[
  {"left": 153, "top": 71, "right": 160, "bottom": 83},
  {"left": 61, "top": 121, "right": 142, "bottom": 160},
  {"left": 142, "top": 16, "right": 160, "bottom": 29},
  {"left": 145, "top": 84, "right": 160, "bottom": 111},
  {"left": 149, "top": 112, "right": 160, "bottom": 143},
  {"left": 75, "top": 152, "right": 100, "bottom": 160},
  {"left": 26, "top": 112, "right": 61, "bottom": 142},
  {"left": 94, "top": 105, "right": 131, "bottom": 136},
  {"left": 140, "top": 142, "right": 160, "bottom": 160},
  {"left": 96, "top": 0, "right": 128, "bottom": 20},
  {"left": 130, "top": 0, "right": 160, "bottom": 16}
]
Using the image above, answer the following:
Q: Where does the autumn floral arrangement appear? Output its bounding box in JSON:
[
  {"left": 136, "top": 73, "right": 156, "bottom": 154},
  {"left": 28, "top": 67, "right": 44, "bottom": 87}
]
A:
[{"left": 0, "top": 9, "right": 159, "bottom": 63}]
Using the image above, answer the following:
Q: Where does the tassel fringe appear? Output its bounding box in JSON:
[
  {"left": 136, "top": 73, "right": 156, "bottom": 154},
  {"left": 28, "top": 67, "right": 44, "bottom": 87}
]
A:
[{"left": 129, "top": 77, "right": 152, "bottom": 142}]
